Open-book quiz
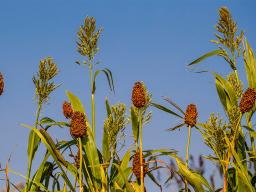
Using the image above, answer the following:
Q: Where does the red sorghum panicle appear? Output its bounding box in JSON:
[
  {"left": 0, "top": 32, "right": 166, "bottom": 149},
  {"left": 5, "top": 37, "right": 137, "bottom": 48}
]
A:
[
  {"left": 132, "top": 82, "right": 148, "bottom": 108},
  {"left": 184, "top": 104, "right": 198, "bottom": 127},
  {"left": 63, "top": 101, "right": 73, "bottom": 119},
  {"left": 132, "top": 151, "right": 148, "bottom": 180},
  {"left": 0, "top": 72, "right": 4, "bottom": 96},
  {"left": 70, "top": 111, "right": 87, "bottom": 138},
  {"left": 239, "top": 88, "right": 256, "bottom": 113}
]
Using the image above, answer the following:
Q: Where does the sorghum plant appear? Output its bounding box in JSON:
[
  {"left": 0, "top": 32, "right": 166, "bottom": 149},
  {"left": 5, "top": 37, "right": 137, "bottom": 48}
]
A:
[
  {"left": 186, "top": 6, "right": 256, "bottom": 192},
  {"left": 18, "top": 17, "right": 175, "bottom": 192},
  {"left": 25, "top": 57, "right": 59, "bottom": 191}
]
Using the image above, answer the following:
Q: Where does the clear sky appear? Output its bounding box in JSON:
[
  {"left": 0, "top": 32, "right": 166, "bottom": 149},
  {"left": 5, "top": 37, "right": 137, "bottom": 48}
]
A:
[{"left": 1, "top": 0, "right": 256, "bottom": 191}]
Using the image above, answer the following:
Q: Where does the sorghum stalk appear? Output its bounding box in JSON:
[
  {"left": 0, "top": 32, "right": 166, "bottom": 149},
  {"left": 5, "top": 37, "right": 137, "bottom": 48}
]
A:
[
  {"left": 139, "top": 112, "right": 144, "bottom": 191},
  {"left": 185, "top": 125, "right": 191, "bottom": 192},
  {"left": 25, "top": 102, "right": 42, "bottom": 191},
  {"left": 184, "top": 104, "right": 197, "bottom": 192},
  {"left": 223, "top": 113, "right": 242, "bottom": 192},
  {"left": 79, "top": 138, "right": 83, "bottom": 192},
  {"left": 89, "top": 63, "right": 96, "bottom": 139}
]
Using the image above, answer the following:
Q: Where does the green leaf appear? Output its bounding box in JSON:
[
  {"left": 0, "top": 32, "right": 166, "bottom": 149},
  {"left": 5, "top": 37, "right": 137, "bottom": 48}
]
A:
[
  {"left": 131, "top": 106, "right": 139, "bottom": 144},
  {"left": 103, "top": 68, "right": 115, "bottom": 93},
  {"left": 147, "top": 172, "right": 163, "bottom": 191},
  {"left": 40, "top": 117, "right": 68, "bottom": 130},
  {"left": 214, "top": 72, "right": 237, "bottom": 113},
  {"left": 143, "top": 148, "right": 177, "bottom": 159},
  {"left": 188, "top": 50, "right": 225, "bottom": 66},
  {"left": 27, "top": 131, "right": 41, "bottom": 169},
  {"left": 167, "top": 123, "right": 186, "bottom": 131},
  {"left": 92, "top": 70, "right": 101, "bottom": 94},
  {"left": 151, "top": 102, "right": 183, "bottom": 119},
  {"left": 92, "top": 68, "right": 115, "bottom": 94},
  {"left": 111, "top": 149, "right": 132, "bottom": 189},
  {"left": 30, "top": 152, "right": 51, "bottom": 191},
  {"left": 66, "top": 90, "right": 86, "bottom": 116},
  {"left": 120, "top": 149, "right": 130, "bottom": 170},
  {"left": 225, "top": 135, "right": 254, "bottom": 192},
  {"left": 105, "top": 97, "right": 112, "bottom": 116},
  {"left": 102, "top": 99, "right": 111, "bottom": 163},
  {"left": 22, "top": 124, "right": 77, "bottom": 192},
  {"left": 82, "top": 126, "right": 102, "bottom": 189},
  {"left": 162, "top": 96, "right": 185, "bottom": 115},
  {"left": 243, "top": 39, "right": 256, "bottom": 88},
  {"left": 175, "top": 157, "right": 213, "bottom": 192}
]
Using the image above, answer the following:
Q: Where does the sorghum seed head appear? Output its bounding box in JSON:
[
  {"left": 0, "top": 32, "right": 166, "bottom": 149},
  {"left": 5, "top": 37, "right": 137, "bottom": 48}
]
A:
[
  {"left": 70, "top": 111, "right": 87, "bottom": 138},
  {"left": 0, "top": 72, "right": 4, "bottom": 96},
  {"left": 132, "top": 151, "right": 148, "bottom": 180},
  {"left": 63, "top": 101, "right": 73, "bottom": 119},
  {"left": 184, "top": 104, "right": 198, "bottom": 127},
  {"left": 239, "top": 88, "right": 256, "bottom": 113},
  {"left": 132, "top": 82, "right": 148, "bottom": 108}
]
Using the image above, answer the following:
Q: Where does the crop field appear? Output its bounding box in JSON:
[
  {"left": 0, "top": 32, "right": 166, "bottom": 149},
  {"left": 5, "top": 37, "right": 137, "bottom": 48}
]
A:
[{"left": 0, "top": 2, "right": 256, "bottom": 192}]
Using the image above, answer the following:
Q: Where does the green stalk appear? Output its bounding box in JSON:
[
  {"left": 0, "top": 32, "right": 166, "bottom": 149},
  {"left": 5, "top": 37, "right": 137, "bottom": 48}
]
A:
[
  {"left": 223, "top": 114, "right": 242, "bottom": 192},
  {"left": 79, "top": 138, "right": 83, "bottom": 192},
  {"left": 89, "top": 63, "right": 96, "bottom": 139},
  {"left": 91, "top": 94, "right": 95, "bottom": 138},
  {"left": 139, "top": 112, "right": 144, "bottom": 191},
  {"left": 185, "top": 125, "right": 191, "bottom": 192},
  {"left": 25, "top": 102, "right": 42, "bottom": 191}
]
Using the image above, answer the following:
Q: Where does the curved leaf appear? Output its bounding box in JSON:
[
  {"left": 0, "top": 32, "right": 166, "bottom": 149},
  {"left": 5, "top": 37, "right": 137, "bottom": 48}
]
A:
[
  {"left": 151, "top": 102, "right": 183, "bottom": 119},
  {"left": 188, "top": 50, "right": 225, "bottom": 66}
]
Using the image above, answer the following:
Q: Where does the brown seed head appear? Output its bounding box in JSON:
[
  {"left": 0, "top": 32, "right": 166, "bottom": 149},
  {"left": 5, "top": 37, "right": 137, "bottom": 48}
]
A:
[
  {"left": 184, "top": 104, "right": 198, "bottom": 127},
  {"left": 239, "top": 88, "right": 256, "bottom": 113},
  {"left": 132, "top": 82, "right": 148, "bottom": 108},
  {"left": 70, "top": 111, "right": 87, "bottom": 138},
  {"left": 132, "top": 151, "right": 148, "bottom": 180},
  {"left": 0, "top": 72, "right": 4, "bottom": 96},
  {"left": 63, "top": 101, "right": 73, "bottom": 119}
]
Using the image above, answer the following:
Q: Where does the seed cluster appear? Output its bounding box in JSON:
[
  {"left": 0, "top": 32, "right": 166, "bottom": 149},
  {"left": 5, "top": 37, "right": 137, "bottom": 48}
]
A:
[
  {"left": 63, "top": 101, "right": 73, "bottom": 119},
  {"left": 0, "top": 72, "right": 4, "bottom": 96},
  {"left": 132, "top": 82, "right": 147, "bottom": 108},
  {"left": 184, "top": 104, "right": 198, "bottom": 127},
  {"left": 77, "top": 16, "right": 102, "bottom": 61},
  {"left": 132, "top": 151, "right": 148, "bottom": 180},
  {"left": 70, "top": 111, "right": 87, "bottom": 138},
  {"left": 239, "top": 88, "right": 256, "bottom": 113}
]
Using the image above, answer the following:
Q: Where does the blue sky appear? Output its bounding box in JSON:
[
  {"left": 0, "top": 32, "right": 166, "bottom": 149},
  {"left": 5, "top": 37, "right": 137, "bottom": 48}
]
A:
[{"left": 1, "top": 0, "right": 256, "bottom": 191}]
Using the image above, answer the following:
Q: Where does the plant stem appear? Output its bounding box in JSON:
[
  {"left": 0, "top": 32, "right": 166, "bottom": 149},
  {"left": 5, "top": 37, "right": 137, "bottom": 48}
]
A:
[
  {"left": 223, "top": 169, "right": 228, "bottom": 192},
  {"left": 25, "top": 102, "right": 42, "bottom": 191},
  {"left": 89, "top": 63, "right": 96, "bottom": 139},
  {"left": 185, "top": 125, "right": 191, "bottom": 192},
  {"left": 223, "top": 114, "right": 242, "bottom": 192},
  {"left": 92, "top": 93, "right": 95, "bottom": 137},
  {"left": 79, "top": 138, "right": 83, "bottom": 192},
  {"left": 139, "top": 112, "right": 144, "bottom": 191}
]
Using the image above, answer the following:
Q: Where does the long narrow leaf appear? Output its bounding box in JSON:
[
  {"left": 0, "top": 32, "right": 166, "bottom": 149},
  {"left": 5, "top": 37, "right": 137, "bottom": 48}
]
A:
[
  {"left": 188, "top": 50, "right": 225, "bottom": 66},
  {"left": 151, "top": 102, "right": 183, "bottom": 119}
]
